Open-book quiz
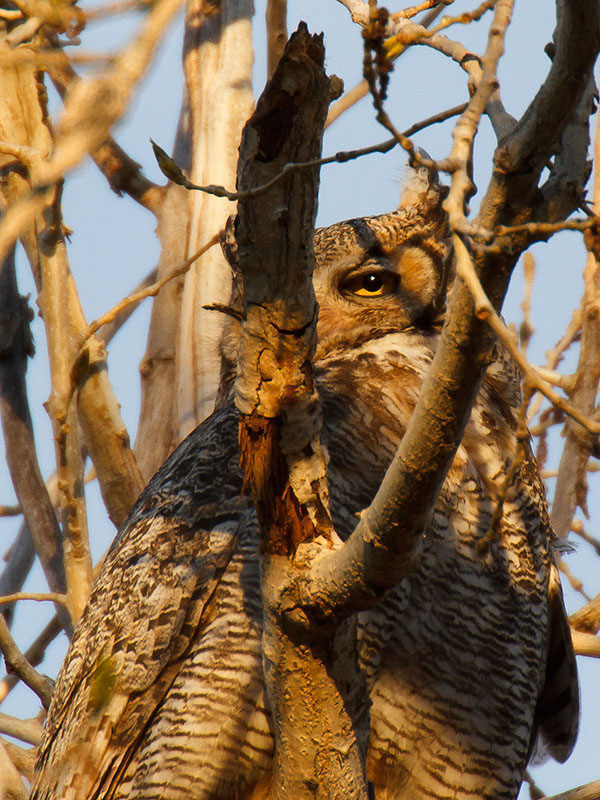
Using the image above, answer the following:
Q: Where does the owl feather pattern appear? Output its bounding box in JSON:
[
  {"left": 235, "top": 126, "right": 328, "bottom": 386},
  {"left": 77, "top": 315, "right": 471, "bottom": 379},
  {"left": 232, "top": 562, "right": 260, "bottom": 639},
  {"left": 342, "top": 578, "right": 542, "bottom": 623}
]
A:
[{"left": 32, "top": 167, "right": 578, "bottom": 800}]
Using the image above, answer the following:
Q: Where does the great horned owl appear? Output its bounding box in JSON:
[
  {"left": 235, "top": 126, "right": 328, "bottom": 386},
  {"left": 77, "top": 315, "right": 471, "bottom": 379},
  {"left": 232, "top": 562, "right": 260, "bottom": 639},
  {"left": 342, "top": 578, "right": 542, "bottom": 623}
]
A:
[{"left": 32, "top": 167, "right": 578, "bottom": 800}]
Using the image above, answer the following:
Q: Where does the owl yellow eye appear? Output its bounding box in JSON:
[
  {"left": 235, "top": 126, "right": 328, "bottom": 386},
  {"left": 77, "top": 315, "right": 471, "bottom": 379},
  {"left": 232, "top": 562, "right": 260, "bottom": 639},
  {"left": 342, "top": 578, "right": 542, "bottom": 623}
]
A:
[{"left": 343, "top": 271, "right": 399, "bottom": 297}]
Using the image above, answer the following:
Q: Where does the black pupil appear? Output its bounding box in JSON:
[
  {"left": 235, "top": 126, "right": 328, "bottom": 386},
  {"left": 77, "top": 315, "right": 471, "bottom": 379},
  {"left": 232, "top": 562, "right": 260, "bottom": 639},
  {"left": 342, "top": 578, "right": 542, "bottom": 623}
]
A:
[{"left": 363, "top": 274, "right": 383, "bottom": 292}]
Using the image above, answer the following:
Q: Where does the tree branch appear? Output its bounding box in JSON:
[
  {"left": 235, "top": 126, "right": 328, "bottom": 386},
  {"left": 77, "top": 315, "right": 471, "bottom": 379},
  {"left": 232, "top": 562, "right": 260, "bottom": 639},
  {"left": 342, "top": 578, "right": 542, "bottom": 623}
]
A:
[
  {"left": 233, "top": 25, "right": 367, "bottom": 798},
  {"left": 0, "top": 711, "right": 43, "bottom": 746},
  {"left": 265, "top": 0, "right": 287, "bottom": 78},
  {"left": 0, "top": 615, "right": 62, "bottom": 703},
  {"left": 284, "top": 1, "right": 600, "bottom": 625},
  {"left": 0, "top": 615, "right": 54, "bottom": 709},
  {"left": 0, "top": 738, "right": 28, "bottom": 800},
  {"left": 0, "top": 245, "right": 70, "bottom": 632},
  {"left": 44, "top": 37, "right": 165, "bottom": 214},
  {"left": 541, "top": 779, "right": 600, "bottom": 800},
  {"left": 550, "top": 120, "right": 600, "bottom": 539}
]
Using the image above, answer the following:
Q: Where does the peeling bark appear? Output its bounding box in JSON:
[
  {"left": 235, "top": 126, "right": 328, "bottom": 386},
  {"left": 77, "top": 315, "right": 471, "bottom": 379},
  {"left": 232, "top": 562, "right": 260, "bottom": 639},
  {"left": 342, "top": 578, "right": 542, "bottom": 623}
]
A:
[{"left": 234, "top": 25, "right": 367, "bottom": 798}]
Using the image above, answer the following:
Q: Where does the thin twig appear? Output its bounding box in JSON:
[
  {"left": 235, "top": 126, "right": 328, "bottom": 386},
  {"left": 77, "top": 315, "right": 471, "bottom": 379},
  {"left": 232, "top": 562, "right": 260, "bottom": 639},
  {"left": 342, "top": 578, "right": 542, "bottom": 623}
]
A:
[
  {"left": 0, "top": 615, "right": 54, "bottom": 708},
  {"left": 0, "top": 591, "right": 68, "bottom": 606},
  {"left": 559, "top": 558, "right": 590, "bottom": 602},
  {"left": 455, "top": 235, "right": 600, "bottom": 435},
  {"left": 152, "top": 103, "right": 467, "bottom": 201},
  {"left": 0, "top": 615, "right": 62, "bottom": 703},
  {"left": 86, "top": 233, "right": 220, "bottom": 340},
  {"left": 0, "top": 505, "right": 21, "bottom": 517}
]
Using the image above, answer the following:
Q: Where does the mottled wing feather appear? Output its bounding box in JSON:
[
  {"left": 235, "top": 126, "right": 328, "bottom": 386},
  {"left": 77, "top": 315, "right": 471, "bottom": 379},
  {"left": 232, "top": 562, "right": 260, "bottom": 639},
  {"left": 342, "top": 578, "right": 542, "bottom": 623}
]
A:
[
  {"left": 33, "top": 405, "right": 248, "bottom": 800},
  {"left": 536, "top": 562, "right": 580, "bottom": 761}
]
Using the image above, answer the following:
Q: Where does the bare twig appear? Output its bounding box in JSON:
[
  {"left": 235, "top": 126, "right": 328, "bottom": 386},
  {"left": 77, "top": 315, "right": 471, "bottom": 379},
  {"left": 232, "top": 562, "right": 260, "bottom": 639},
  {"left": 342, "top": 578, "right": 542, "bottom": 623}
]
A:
[
  {"left": 559, "top": 558, "right": 590, "bottom": 602},
  {"left": 444, "top": 1, "right": 514, "bottom": 238},
  {"left": 0, "top": 711, "right": 43, "bottom": 746},
  {"left": 152, "top": 103, "right": 468, "bottom": 202},
  {"left": 328, "top": 2, "right": 447, "bottom": 125},
  {"left": 455, "top": 236, "right": 600, "bottom": 435},
  {"left": 0, "top": 615, "right": 62, "bottom": 703},
  {"left": 524, "top": 770, "right": 546, "bottom": 800},
  {"left": 0, "top": 592, "right": 67, "bottom": 606},
  {"left": 84, "top": 234, "right": 220, "bottom": 342},
  {"left": 540, "top": 779, "right": 600, "bottom": 800},
  {"left": 95, "top": 267, "right": 158, "bottom": 344},
  {"left": 0, "top": 505, "right": 21, "bottom": 517},
  {"left": 0, "top": 615, "right": 54, "bottom": 708},
  {"left": 572, "top": 519, "right": 600, "bottom": 556}
]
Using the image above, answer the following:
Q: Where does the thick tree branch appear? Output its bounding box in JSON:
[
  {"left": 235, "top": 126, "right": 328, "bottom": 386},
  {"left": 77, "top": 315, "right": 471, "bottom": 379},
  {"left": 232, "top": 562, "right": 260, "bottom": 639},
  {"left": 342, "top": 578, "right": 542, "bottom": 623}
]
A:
[
  {"left": 265, "top": 0, "right": 287, "bottom": 78},
  {"left": 570, "top": 591, "right": 600, "bottom": 634},
  {"left": 0, "top": 711, "right": 43, "bottom": 745},
  {"left": 285, "top": 1, "right": 600, "bottom": 623},
  {"left": 541, "top": 779, "right": 600, "bottom": 800},
  {"left": 234, "top": 25, "right": 367, "bottom": 799}
]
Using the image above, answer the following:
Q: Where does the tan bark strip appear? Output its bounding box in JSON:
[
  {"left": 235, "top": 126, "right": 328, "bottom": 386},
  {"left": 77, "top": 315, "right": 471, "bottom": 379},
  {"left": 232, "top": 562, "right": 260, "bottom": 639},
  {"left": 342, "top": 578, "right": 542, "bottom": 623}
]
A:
[
  {"left": 175, "top": 0, "right": 254, "bottom": 437},
  {"left": 265, "top": 0, "right": 287, "bottom": 78},
  {"left": 39, "top": 184, "right": 92, "bottom": 625}
]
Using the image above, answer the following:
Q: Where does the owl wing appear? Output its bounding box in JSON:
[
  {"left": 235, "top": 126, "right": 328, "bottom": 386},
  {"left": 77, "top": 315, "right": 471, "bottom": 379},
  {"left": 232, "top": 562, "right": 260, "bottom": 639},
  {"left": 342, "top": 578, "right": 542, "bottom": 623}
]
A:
[
  {"left": 32, "top": 403, "right": 250, "bottom": 800},
  {"left": 535, "top": 560, "right": 580, "bottom": 762}
]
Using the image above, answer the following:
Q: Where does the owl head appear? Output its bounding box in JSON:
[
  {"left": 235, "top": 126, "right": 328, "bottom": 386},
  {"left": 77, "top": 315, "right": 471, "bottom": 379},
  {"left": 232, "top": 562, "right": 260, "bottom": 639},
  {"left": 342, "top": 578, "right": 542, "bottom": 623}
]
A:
[
  {"left": 313, "top": 163, "right": 450, "bottom": 358},
  {"left": 218, "top": 162, "right": 449, "bottom": 381}
]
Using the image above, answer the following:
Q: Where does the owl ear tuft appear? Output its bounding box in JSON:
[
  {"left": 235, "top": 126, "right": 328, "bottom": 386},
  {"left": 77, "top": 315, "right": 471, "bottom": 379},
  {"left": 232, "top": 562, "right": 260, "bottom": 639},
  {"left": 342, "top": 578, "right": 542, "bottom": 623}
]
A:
[{"left": 399, "top": 149, "right": 447, "bottom": 213}]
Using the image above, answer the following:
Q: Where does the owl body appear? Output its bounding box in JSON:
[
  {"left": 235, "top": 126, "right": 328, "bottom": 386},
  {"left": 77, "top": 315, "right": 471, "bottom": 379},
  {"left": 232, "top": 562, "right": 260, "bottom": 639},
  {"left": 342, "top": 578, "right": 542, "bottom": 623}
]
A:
[{"left": 32, "top": 170, "right": 577, "bottom": 800}]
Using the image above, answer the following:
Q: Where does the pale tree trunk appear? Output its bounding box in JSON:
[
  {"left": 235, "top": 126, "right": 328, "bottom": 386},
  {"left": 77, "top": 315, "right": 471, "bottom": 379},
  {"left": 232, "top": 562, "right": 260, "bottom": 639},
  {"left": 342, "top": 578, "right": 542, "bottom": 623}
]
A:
[
  {"left": 134, "top": 0, "right": 255, "bottom": 479},
  {"left": 176, "top": 0, "right": 254, "bottom": 437}
]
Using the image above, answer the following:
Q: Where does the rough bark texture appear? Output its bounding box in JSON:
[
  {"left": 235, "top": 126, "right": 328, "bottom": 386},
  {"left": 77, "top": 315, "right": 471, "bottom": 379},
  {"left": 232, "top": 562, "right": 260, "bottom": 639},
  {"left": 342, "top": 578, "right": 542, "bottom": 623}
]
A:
[{"left": 234, "top": 25, "right": 367, "bottom": 799}]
